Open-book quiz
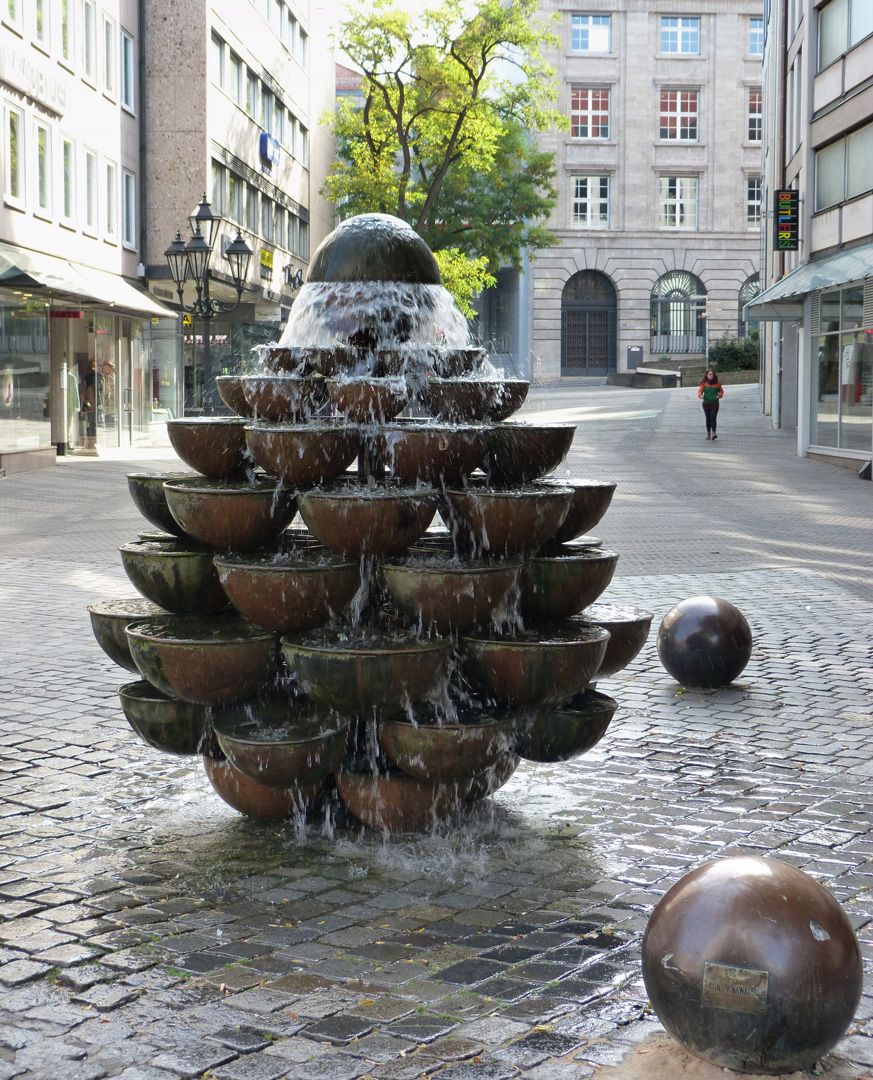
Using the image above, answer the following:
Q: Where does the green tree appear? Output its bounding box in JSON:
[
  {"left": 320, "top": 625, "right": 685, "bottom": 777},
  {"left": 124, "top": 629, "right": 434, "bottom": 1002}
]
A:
[{"left": 325, "top": 0, "right": 562, "bottom": 289}]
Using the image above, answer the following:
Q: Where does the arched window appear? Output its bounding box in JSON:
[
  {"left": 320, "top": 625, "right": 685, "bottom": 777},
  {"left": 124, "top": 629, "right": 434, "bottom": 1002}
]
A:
[
  {"left": 738, "top": 273, "right": 760, "bottom": 338},
  {"left": 561, "top": 271, "right": 617, "bottom": 375},
  {"left": 650, "top": 271, "right": 707, "bottom": 354}
]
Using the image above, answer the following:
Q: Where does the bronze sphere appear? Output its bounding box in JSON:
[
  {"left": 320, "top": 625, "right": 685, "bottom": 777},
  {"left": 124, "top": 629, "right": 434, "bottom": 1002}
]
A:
[
  {"left": 657, "top": 594, "right": 752, "bottom": 688},
  {"left": 642, "top": 856, "right": 863, "bottom": 1074}
]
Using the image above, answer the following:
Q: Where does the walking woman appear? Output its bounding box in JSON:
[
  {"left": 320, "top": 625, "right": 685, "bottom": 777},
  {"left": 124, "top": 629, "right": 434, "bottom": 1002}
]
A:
[{"left": 698, "top": 369, "right": 724, "bottom": 440}]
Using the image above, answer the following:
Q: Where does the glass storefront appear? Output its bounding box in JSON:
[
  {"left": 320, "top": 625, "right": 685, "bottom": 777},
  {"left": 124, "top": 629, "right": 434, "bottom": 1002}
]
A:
[
  {"left": 811, "top": 285, "right": 873, "bottom": 454},
  {"left": 183, "top": 309, "right": 280, "bottom": 414},
  {"left": 0, "top": 290, "right": 50, "bottom": 455}
]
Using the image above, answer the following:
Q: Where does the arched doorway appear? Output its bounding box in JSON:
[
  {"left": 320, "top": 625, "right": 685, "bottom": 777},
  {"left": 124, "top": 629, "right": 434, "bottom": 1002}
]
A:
[
  {"left": 561, "top": 271, "right": 617, "bottom": 376},
  {"left": 650, "top": 271, "right": 707, "bottom": 354},
  {"left": 738, "top": 273, "right": 760, "bottom": 338}
]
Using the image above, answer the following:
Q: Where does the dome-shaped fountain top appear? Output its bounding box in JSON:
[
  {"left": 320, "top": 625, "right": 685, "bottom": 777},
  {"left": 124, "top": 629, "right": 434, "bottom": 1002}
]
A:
[{"left": 308, "top": 214, "right": 441, "bottom": 285}]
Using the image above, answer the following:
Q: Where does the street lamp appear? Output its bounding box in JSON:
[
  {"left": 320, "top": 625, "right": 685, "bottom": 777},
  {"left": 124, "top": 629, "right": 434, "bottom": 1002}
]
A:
[{"left": 164, "top": 195, "right": 253, "bottom": 413}]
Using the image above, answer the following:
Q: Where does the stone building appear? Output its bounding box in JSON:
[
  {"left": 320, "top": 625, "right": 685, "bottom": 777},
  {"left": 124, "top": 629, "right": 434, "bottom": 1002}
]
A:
[
  {"left": 747, "top": 0, "right": 873, "bottom": 474},
  {"left": 0, "top": 0, "right": 175, "bottom": 473},
  {"left": 142, "top": 0, "right": 335, "bottom": 414},
  {"left": 527, "top": 0, "right": 763, "bottom": 381}
]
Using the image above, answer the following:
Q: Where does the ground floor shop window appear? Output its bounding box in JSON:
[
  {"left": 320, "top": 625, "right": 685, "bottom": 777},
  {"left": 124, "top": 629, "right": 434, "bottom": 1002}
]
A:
[
  {"left": 0, "top": 291, "right": 50, "bottom": 454},
  {"left": 811, "top": 285, "right": 873, "bottom": 453}
]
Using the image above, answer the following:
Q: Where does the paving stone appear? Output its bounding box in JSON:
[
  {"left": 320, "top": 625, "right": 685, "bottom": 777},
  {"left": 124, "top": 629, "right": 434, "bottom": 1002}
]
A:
[
  {"left": 385, "top": 1014, "right": 460, "bottom": 1043},
  {"left": 304, "top": 1013, "right": 375, "bottom": 1044},
  {"left": 0, "top": 959, "right": 52, "bottom": 985}
]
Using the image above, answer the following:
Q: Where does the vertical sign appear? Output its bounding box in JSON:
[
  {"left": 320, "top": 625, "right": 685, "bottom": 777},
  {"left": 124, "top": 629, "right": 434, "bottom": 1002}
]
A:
[{"left": 774, "top": 189, "right": 799, "bottom": 251}]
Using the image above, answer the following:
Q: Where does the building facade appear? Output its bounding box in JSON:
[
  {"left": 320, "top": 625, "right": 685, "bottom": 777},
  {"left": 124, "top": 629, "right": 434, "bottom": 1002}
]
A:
[
  {"left": 528, "top": 0, "right": 763, "bottom": 381},
  {"left": 142, "top": 0, "right": 335, "bottom": 414},
  {"left": 0, "top": 0, "right": 177, "bottom": 474},
  {"left": 749, "top": 0, "right": 873, "bottom": 473}
]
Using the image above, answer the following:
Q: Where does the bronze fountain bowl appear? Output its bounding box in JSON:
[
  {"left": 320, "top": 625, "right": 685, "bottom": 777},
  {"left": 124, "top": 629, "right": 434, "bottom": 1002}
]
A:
[
  {"left": 214, "top": 550, "right": 360, "bottom": 635},
  {"left": 245, "top": 421, "right": 361, "bottom": 488},
  {"left": 262, "top": 344, "right": 357, "bottom": 377},
  {"left": 516, "top": 687, "right": 617, "bottom": 763},
  {"left": 88, "top": 597, "right": 168, "bottom": 672},
  {"left": 163, "top": 477, "right": 297, "bottom": 552},
  {"left": 212, "top": 692, "right": 349, "bottom": 789},
  {"left": 520, "top": 546, "right": 619, "bottom": 621},
  {"left": 460, "top": 623, "right": 610, "bottom": 708},
  {"left": 203, "top": 753, "right": 319, "bottom": 820},
  {"left": 240, "top": 374, "right": 327, "bottom": 422},
  {"left": 127, "top": 471, "right": 196, "bottom": 537},
  {"left": 579, "top": 603, "right": 654, "bottom": 678},
  {"left": 326, "top": 376, "right": 409, "bottom": 423},
  {"left": 372, "top": 422, "right": 490, "bottom": 486},
  {"left": 442, "top": 484, "right": 572, "bottom": 558},
  {"left": 215, "top": 375, "right": 254, "bottom": 417},
  {"left": 166, "top": 416, "right": 251, "bottom": 480},
  {"left": 535, "top": 478, "right": 617, "bottom": 542},
  {"left": 482, "top": 421, "right": 576, "bottom": 486},
  {"left": 118, "top": 679, "right": 209, "bottom": 755},
  {"left": 119, "top": 540, "right": 228, "bottom": 614},
  {"left": 126, "top": 615, "right": 277, "bottom": 706},
  {"left": 281, "top": 626, "right": 451, "bottom": 716},
  {"left": 382, "top": 553, "right": 522, "bottom": 633},
  {"left": 335, "top": 768, "right": 469, "bottom": 833},
  {"left": 297, "top": 484, "right": 438, "bottom": 559}
]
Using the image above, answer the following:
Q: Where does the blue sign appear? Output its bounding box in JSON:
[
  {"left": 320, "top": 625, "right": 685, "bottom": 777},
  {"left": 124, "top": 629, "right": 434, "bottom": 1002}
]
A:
[{"left": 259, "top": 132, "right": 281, "bottom": 169}]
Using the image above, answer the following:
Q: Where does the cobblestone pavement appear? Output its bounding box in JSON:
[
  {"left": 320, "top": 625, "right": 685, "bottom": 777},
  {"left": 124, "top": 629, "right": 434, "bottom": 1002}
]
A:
[{"left": 0, "top": 384, "right": 870, "bottom": 1080}]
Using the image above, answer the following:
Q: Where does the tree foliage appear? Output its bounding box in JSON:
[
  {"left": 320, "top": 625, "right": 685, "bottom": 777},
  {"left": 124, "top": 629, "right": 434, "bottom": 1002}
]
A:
[
  {"left": 432, "top": 248, "right": 495, "bottom": 318},
  {"left": 324, "top": 0, "right": 563, "bottom": 279}
]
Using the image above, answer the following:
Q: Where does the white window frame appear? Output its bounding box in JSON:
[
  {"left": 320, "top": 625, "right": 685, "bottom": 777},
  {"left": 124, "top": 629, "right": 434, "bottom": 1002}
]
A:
[
  {"left": 261, "top": 195, "right": 273, "bottom": 242},
  {"left": 121, "top": 168, "right": 136, "bottom": 248},
  {"left": 210, "top": 31, "right": 225, "bottom": 88},
  {"left": 274, "top": 204, "right": 286, "bottom": 250},
  {"left": 660, "top": 16, "right": 700, "bottom": 55},
  {"left": 570, "top": 13, "right": 611, "bottom": 53},
  {"left": 102, "top": 14, "right": 117, "bottom": 97},
  {"left": 298, "top": 28, "right": 308, "bottom": 67},
  {"left": 227, "top": 171, "right": 242, "bottom": 224},
  {"left": 4, "top": 0, "right": 22, "bottom": 32},
  {"left": 228, "top": 51, "right": 243, "bottom": 106},
  {"left": 211, "top": 160, "right": 226, "bottom": 214},
  {"left": 659, "top": 88, "right": 699, "bottom": 141},
  {"left": 570, "top": 86, "right": 610, "bottom": 140},
  {"left": 83, "top": 146, "right": 98, "bottom": 233},
  {"left": 246, "top": 70, "right": 259, "bottom": 117},
  {"left": 4, "top": 101, "right": 24, "bottom": 208},
  {"left": 34, "top": 119, "right": 51, "bottom": 217},
  {"left": 60, "top": 0, "right": 74, "bottom": 68},
  {"left": 572, "top": 175, "right": 610, "bottom": 228},
  {"left": 748, "top": 16, "right": 764, "bottom": 56},
  {"left": 61, "top": 136, "right": 75, "bottom": 225},
  {"left": 747, "top": 87, "right": 762, "bottom": 142},
  {"left": 299, "top": 124, "right": 309, "bottom": 166},
  {"left": 120, "top": 30, "right": 135, "bottom": 111},
  {"left": 245, "top": 183, "right": 258, "bottom": 233},
  {"left": 659, "top": 175, "right": 699, "bottom": 229},
  {"left": 746, "top": 176, "right": 762, "bottom": 225},
  {"left": 34, "top": 0, "right": 50, "bottom": 50},
  {"left": 83, "top": 0, "right": 97, "bottom": 83},
  {"left": 104, "top": 159, "right": 117, "bottom": 240}
]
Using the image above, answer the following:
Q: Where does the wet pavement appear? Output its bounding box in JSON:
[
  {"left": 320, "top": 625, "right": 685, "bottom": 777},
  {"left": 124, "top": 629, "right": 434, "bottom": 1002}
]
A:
[{"left": 0, "top": 384, "right": 871, "bottom": 1079}]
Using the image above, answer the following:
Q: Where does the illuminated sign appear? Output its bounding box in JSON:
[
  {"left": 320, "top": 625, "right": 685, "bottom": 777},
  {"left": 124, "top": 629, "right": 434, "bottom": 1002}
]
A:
[
  {"left": 259, "top": 248, "right": 274, "bottom": 280},
  {"left": 50, "top": 310, "right": 83, "bottom": 319},
  {"left": 259, "top": 132, "right": 281, "bottom": 170},
  {"left": 774, "top": 189, "right": 799, "bottom": 251}
]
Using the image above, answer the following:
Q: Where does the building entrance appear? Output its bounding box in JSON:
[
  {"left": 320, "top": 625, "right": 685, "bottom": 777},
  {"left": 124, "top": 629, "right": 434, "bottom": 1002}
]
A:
[{"left": 561, "top": 271, "right": 617, "bottom": 376}]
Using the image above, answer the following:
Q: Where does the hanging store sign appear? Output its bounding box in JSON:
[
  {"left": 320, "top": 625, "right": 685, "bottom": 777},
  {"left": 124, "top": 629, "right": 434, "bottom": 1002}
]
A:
[
  {"left": 259, "top": 248, "right": 274, "bottom": 280},
  {"left": 259, "top": 133, "right": 281, "bottom": 170},
  {"left": 50, "top": 310, "right": 83, "bottom": 319},
  {"left": 773, "top": 189, "right": 799, "bottom": 251}
]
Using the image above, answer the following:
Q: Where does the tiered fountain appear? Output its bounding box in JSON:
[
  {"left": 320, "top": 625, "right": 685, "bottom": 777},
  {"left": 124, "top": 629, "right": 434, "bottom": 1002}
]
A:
[{"left": 88, "top": 214, "right": 653, "bottom": 832}]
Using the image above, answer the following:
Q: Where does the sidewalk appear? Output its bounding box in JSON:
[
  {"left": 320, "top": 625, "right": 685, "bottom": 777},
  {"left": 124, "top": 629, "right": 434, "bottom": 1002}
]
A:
[{"left": 0, "top": 385, "right": 870, "bottom": 1080}]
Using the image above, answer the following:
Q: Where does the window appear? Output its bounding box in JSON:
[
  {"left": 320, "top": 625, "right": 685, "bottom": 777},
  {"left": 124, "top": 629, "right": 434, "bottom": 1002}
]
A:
[
  {"left": 246, "top": 71, "right": 259, "bottom": 117},
  {"left": 121, "top": 169, "right": 135, "bottom": 247},
  {"left": 103, "top": 16, "right": 116, "bottom": 95},
  {"left": 570, "top": 13, "right": 611, "bottom": 52},
  {"left": 262, "top": 88, "right": 273, "bottom": 131},
  {"left": 4, "top": 103, "right": 23, "bottom": 206},
  {"left": 120, "top": 31, "right": 135, "bottom": 110},
  {"left": 5, "top": 0, "right": 21, "bottom": 30},
  {"left": 572, "top": 176, "right": 610, "bottom": 227},
  {"left": 84, "top": 147, "right": 97, "bottom": 231},
  {"left": 228, "top": 51, "right": 243, "bottom": 104},
  {"left": 227, "top": 172, "right": 242, "bottom": 223},
  {"left": 659, "top": 176, "right": 698, "bottom": 228},
  {"left": 274, "top": 102, "right": 285, "bottom": 144},
  {"left": 659, "top": 89, "right": 698, "bottom": 140},
  {"left": 660, "top": 16, "right": 700, "bottom": 55},
  {"left": 211, "top": 160, "right": 226, "bottom": 214},
  {"left": 299, "top": 220, "right": 309, "bottom": 260},
  {"left": 104, "top": 160, "right": 117, "bottom": 238},
  {"left": 748, "top": 16, "right": 764, "bottom": 55},
  {"left": 570, "top": 87, "right": 610, "bottom": 139},
  {"left": 287, "top": 211, "right": 298, "bottom": 253},
  {"left": 245, "top": 184, "right": 258, "bottom": 233},
  {"left": 35, "top": 0, "right": 49, "bottom": 47},
  {"left": 819, "top": 0, "right": 873, "bottom": 70},
  {"left": 298, "top": 28, "right": 308, "bottom": 67},
  {"left": 738, "top": 273, "right": 760, "bottom": 338},
  {"left": 34, "top": 121, "right": 50, "bottom": 215},
  {"left": 747, "top": 88, "right": 762, "bottom": 142},
  {"left": 83, "top": 0, "right": 96, "bottom": 81},
  {"left": 299, "top": 125, "right": 309, "bottom": 166},
  {"left": 746, "top": 176, "right": 762, "bottom": 225},
  {"left": 812, "top": 285, "right": 873, "bottom": 450},
  {"left": 274, "top": 205, "right": 285, "bottom": 248},
  {"left": 815, "top": 120, "right": 873, "bottom": 209},
  {"left": 651, "top": 270, "right": 707, "bottom": 353},
  {"left": 210, "top": 32, "right": 225, "bottom": 86},
  {"left": 261, "top": 196, "right": 273, "bottom": 242},
  {"left": 283, "top": 9, "right": 296, "bottom": 51},
  {"left": 61, "top": 0, "right": 73, "bottom": 64},
  {"left": 61, "top": 137, "right": 74, "bottom": 222}
]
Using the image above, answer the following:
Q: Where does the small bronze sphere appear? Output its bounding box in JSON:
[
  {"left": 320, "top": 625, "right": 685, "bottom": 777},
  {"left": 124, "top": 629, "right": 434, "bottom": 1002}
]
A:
[
  {"left": 657, "top": 594, "right": 752, "bottom": 688},
  {"left": 642, "top": 857, "right": 863, "bottom": 1074}
]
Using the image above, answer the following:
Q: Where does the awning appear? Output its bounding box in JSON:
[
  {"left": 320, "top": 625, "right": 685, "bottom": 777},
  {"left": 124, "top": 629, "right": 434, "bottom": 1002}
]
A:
[
  {"left": 744, "top": 243, "right": 873, "bottom": 321},
  {"left": 0, "top": 241, "right": 177, "bottom": 319}
]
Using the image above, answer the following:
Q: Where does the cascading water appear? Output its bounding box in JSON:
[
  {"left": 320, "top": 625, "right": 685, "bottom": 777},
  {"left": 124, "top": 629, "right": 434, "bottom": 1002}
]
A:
[{"left": 90, "top": 213, "right": 654, "bottom": 835}]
